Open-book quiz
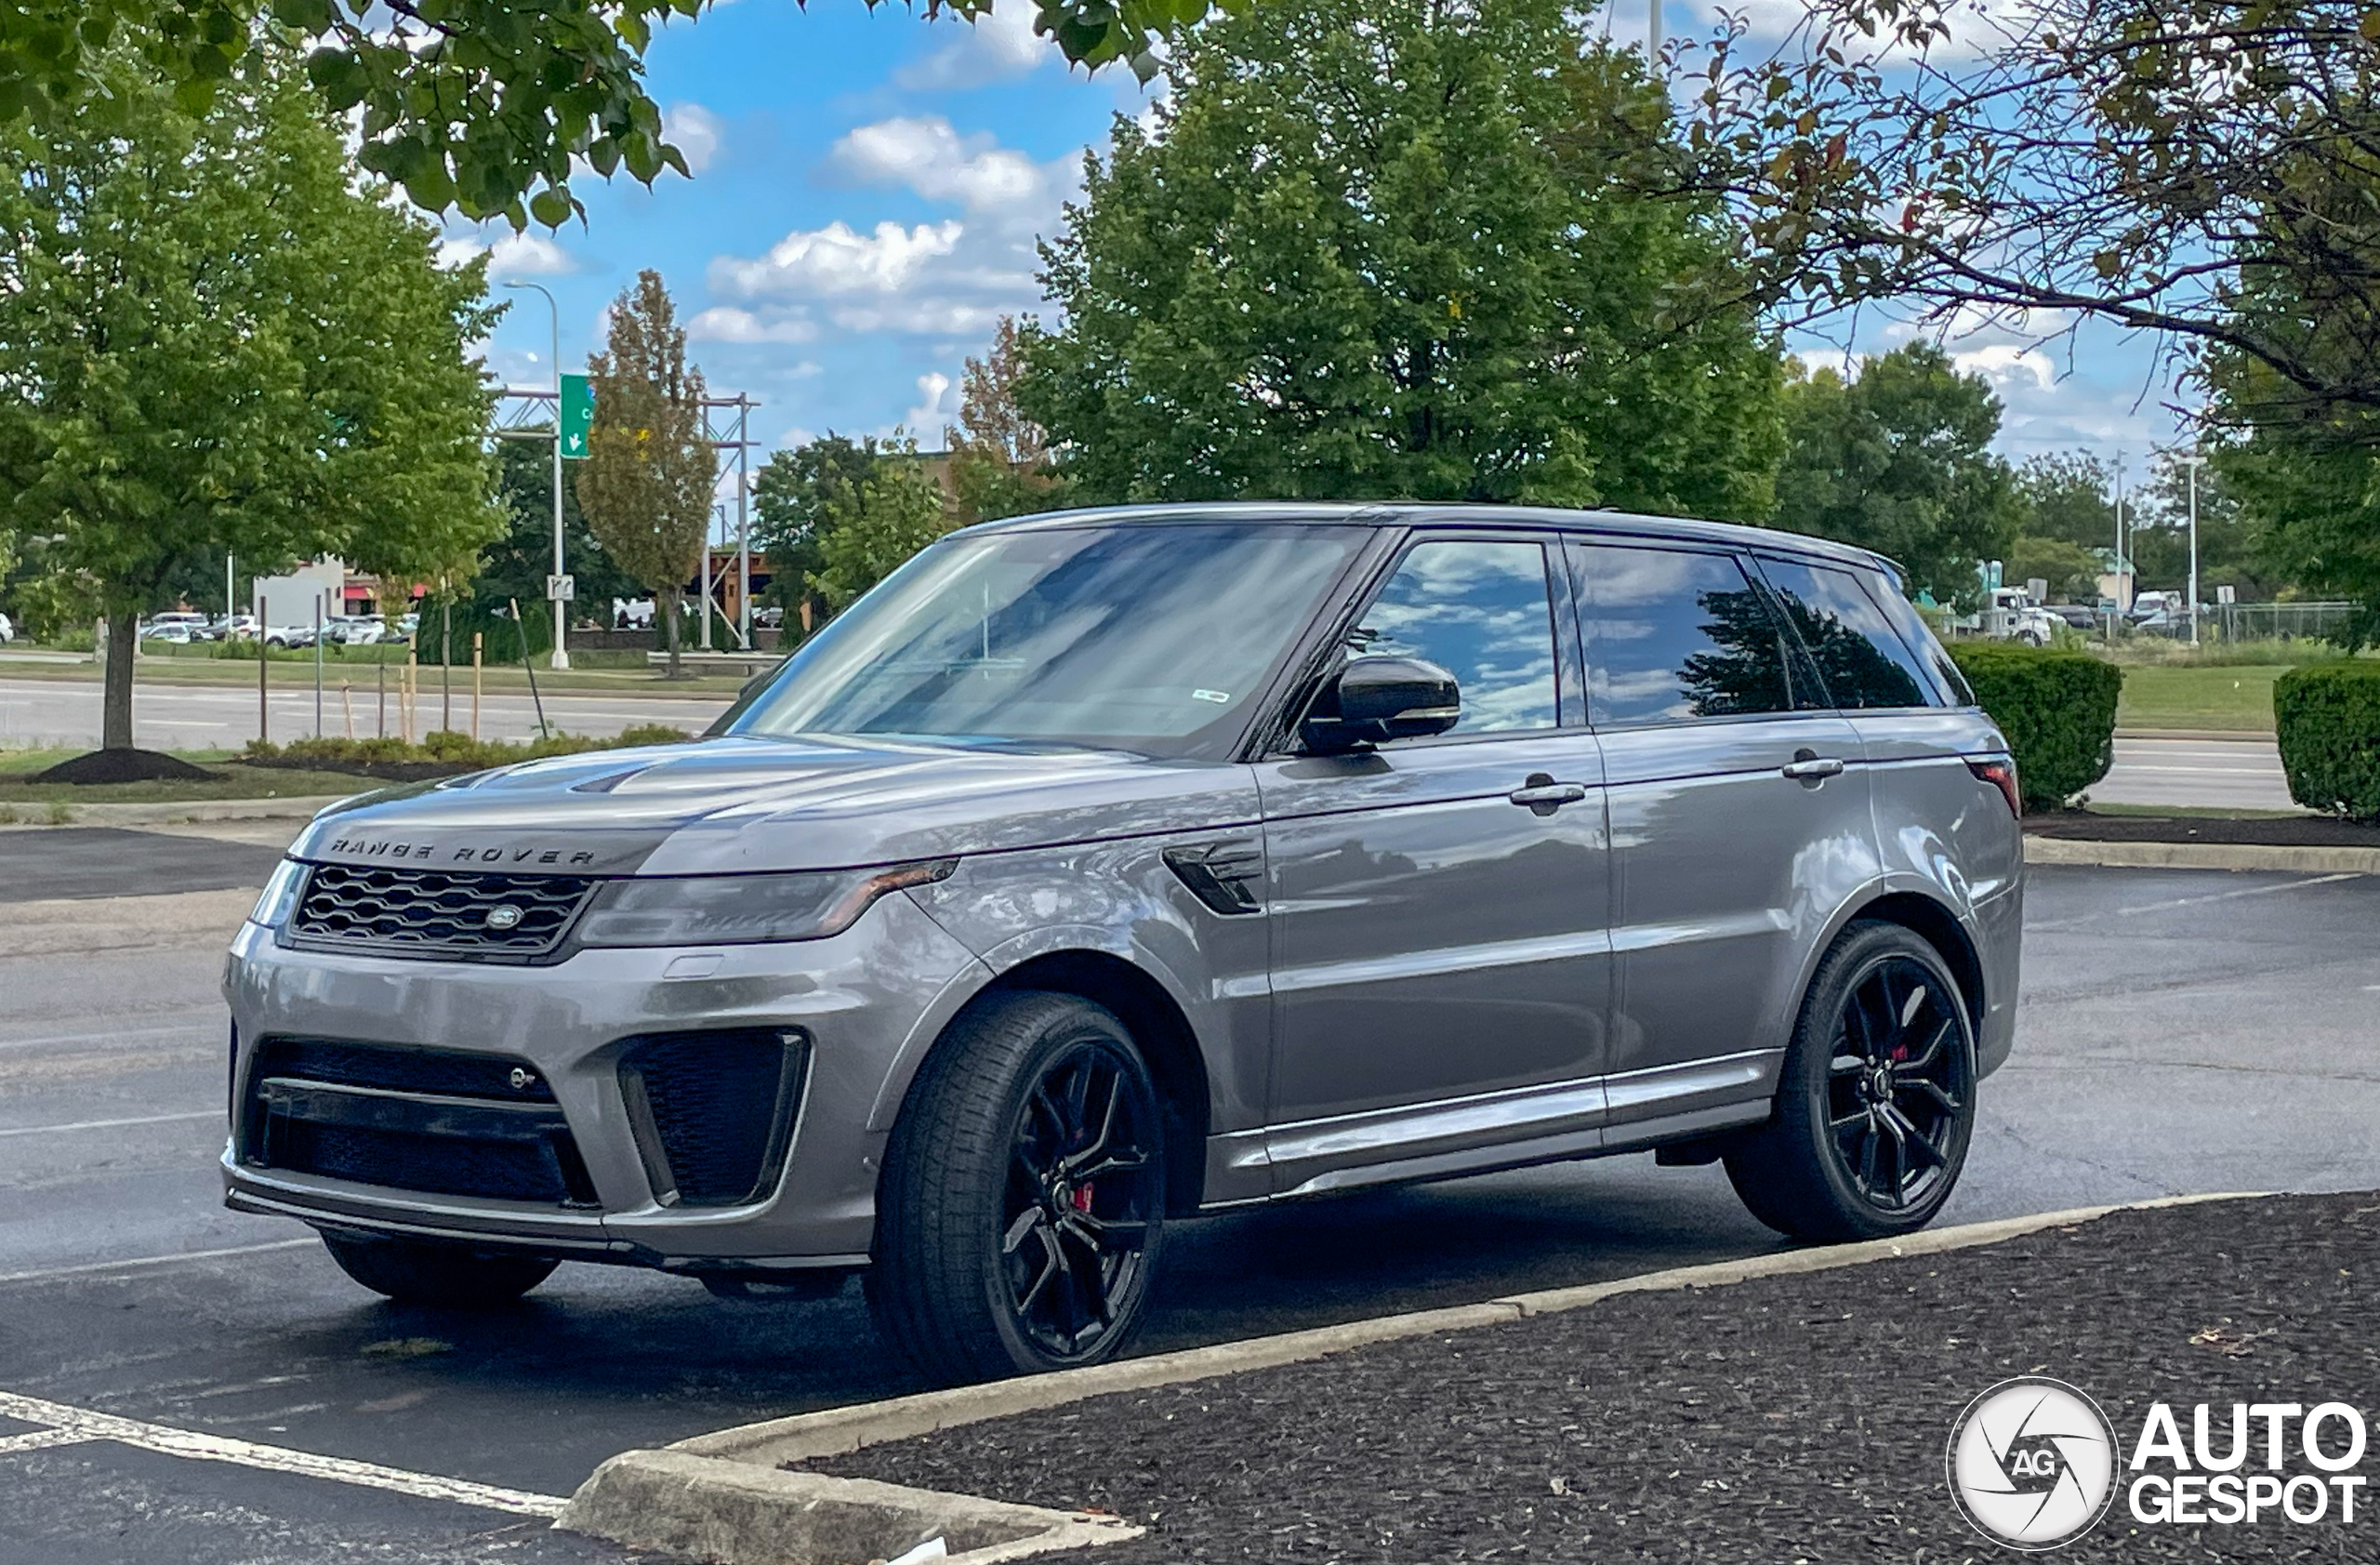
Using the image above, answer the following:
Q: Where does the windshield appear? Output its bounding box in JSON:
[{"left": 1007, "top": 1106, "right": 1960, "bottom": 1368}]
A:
[{"left": 730, "top": 522, "right": 1368, "bottom": 759}]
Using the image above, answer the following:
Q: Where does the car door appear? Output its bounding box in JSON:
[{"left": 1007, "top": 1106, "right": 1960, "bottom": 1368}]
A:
[
  {"left": 1567, "top": 537, "right": 1881, "bottom": 1143},
  {"left": 1255, "top": 532, "right": 1612, "bottom": 1195}
]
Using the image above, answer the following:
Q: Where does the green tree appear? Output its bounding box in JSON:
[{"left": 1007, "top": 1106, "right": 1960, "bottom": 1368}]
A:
[
  {"left": 418, "top": 434, "right": 643, "bottom": 665},
  {"left": 2006, "top": 537, "right": 2104, "bottom": 604},
  {"left": 0, "top": 0, "right": 1209, "bottom": 222},
  {"left": 1020, "top": 0, "right": 1784, "bottom": 515},
  {"left": 2014, "top": 452, "right": 2119, "bottom": 554},
  {"left": 2125, "top": 450, "right": 2279, "bottom": 603},
  {"left": 1771, "top": 345, "right": 2021, "bottom": 609},
  {"left": 575, "top": 270, "right": 716, "bottom": 677},
  {"left": 948, "top": 318, "right": 1067, "bottom": 524},
  {"left": 0, "top": 50, "right": 500, "bottom": 750},
  {"left": 751, "top": 433, "right": 959, "bottom": 626}
]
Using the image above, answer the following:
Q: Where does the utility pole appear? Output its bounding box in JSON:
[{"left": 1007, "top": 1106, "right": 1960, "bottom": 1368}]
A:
[
  {"left": 2181, "top": 451, "right": 2205, "bottom": 646},
  {"left": 2110, "top": 458, "right": 2124, "bottom": 642},
  {"left": 736, "top": 396, "right": 752, "bottom": 652},
  {"left": 1649, "top": 0, "right": 1660, "bottom": 62},
  {"left": 506, "top": 281, "right": 570, "bottom": 670}
]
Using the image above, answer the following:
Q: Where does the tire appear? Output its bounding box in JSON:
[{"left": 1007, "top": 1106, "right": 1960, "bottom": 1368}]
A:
[
  {"left": 867, "top": 991, "right": 1168, "bottom": 1386},
  {"left": 320, "top": 1234, "right": 558, "bottom": 1306},
  {"left": 1724, "top": 920, "right": 1978, "bottom": 1242}
]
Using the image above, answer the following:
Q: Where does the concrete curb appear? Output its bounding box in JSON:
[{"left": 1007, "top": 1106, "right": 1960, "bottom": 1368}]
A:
[
  {"left": 2024, "top": 836, "right": 2380, "bottom": 874},
  {"left": 559, "top": 1197, "right": 2263, "bottom": 1563},
  {"left": 557, "top": 1451, "right": 1139, "bottom": 1565},
  {"left": 0, "top": 795, "right": 345, "bottom": 829}
]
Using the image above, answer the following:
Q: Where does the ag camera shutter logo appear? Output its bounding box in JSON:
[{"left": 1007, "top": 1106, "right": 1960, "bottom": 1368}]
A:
[{"left": 1946, "top": 1377, "right": 2121, "bottom": 1549}]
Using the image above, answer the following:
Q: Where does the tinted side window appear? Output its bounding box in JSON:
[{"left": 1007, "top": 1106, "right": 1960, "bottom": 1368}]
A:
[
  {"left": 1572, "top": 544, "right": 1795, "bottom": 725},
  {"left": 1759, "top": 559, "right": 1937, "bottom": 710},
  {"left": 1351, "top": 539, "right": 1559, "bottom": 734},
  {"left": 1867, "top": 574, "right": 1975, "bottom": 705}
]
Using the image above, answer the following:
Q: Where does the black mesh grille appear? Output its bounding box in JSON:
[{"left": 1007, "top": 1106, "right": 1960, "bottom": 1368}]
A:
[
  {"left": 620, "top": 1031, "right": 802, "bottom": 1207},
  {"left": 264, "top": 1118, "right": 593, "bottom": 1205},
  {"left": 289, "top": 865, "right": 593, "bottom": 962},
  {"left": 251, "top": 1038, "right": 557, "bottom": 1103},
  {"left": 240, "top": 1037, "right": 594, "bottom": 1207}
]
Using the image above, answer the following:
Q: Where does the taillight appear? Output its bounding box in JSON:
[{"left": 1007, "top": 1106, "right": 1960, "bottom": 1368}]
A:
[{"left": 1967, "top": 757, "right": 2021, "bottom": 817}]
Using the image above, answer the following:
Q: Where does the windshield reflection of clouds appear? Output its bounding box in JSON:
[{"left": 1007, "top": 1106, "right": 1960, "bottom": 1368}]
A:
[
  {"left": 1354, "top": 541, "right": 1557, "bottom": 734},
  {"left": 737, "top": 524, "right": 1361, "bottom": 757}
]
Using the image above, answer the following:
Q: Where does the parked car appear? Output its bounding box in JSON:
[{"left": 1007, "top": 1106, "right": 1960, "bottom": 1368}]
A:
[
  {"left": 0, "top": 611, "right": 14, "bottom": 644},
  {"left": 223, "top": 504, "right": 2023, "bottom": 1384},
  {"left": 2046, "top": 603, "right": 2100, "bottom": 630},
  {"left": 215, "top": 614, "right": 259, "bottom": 639},
  {"left": 262, "top": 625, "right": 317, "bottom": 649},
  {"left": 141, "top": 621, "right": 197, "bottom": 643}
]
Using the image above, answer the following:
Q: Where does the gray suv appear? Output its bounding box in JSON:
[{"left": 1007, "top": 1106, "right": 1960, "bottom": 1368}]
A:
[{"left": 223, "top": 505, "right": 2022, "bottom": 1383}]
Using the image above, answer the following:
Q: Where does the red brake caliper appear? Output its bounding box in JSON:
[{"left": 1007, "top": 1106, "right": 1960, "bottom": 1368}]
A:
[{"left": 1070, "top": 1183, "right": 1095, "bottom": 1214}]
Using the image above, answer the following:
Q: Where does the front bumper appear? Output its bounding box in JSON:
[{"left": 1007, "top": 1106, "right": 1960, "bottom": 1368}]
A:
[{"left": 220, "top": 892, "right": 986, "bottom": 1269}]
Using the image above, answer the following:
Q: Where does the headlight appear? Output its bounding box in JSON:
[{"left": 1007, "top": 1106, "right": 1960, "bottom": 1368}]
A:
[
  {"left": 249, "top": 859, "right": 307, "bottom": 929},
  {"left": 575, "top": 859, "right": 956, "bottom": 948}
]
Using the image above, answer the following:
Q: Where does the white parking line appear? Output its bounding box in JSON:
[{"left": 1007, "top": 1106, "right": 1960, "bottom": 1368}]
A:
[
  {"left": 0, "top": 1239, "right": 314, "bottom": 1287},
  {"left": 0, "top": 1389, "right": 565, "bottom": 1517},
  {"left": 0, "top": 1022, "right": 218, "bottom": 1053},
  {"left": 0, "top": 1110, "right": 217, "bottom": 1139},
  {"left": 2117, "top": 872, "right": 2360, "bottom": 918}
]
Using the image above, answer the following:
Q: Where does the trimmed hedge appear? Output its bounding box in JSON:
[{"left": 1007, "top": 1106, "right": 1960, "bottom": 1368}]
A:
[
  {"left": 243, "top": 723, "right": 692, "bottom": 773},
  {"left": 2274, "top": 662, "right": 2380, "bottom": 820},
  {"left": 1945, "top": 644, "right": 2123, "bottom": 812}
]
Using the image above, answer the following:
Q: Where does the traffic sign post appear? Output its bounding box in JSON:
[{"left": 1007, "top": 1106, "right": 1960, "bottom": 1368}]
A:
[
  {"left": 547, "top": 574, "right": 575, "bottom": 603},
  {"left": 560, "top": 375, "right": 593, "bottom": 460}
]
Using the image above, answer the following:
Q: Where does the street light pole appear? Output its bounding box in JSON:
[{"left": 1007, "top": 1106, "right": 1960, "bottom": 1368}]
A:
[
  {"left": 2180, "top": 451, "right": 2205, "bottom": 647},
  {"left": 506, "top": 281, "right": 570, "bottom": 670}
]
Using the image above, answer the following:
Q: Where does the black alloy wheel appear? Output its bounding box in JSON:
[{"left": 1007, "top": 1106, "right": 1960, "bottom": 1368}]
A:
[
  {"left": 998, "top": 1041, "right": 1160, "bottom": 1362},
  {"left": 869, "top": 990, "right": 1169, "bottom": 1384},
  {"left": 1725, "top": 920, "right": 1977, "bottom": 1242},
  {"left": 1822, "top": 954, "right": 1968, "bottom": 1214}
]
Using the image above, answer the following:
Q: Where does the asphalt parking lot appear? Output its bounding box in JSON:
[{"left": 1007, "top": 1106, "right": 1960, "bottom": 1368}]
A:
[{"left": 3, "top": 832, "right": 2378, "bottom": 1562}]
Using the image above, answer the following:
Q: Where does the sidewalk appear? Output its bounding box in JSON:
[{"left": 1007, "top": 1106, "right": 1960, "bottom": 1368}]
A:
[{"left": 801, "top": 1192, "right": 2378, "bottom": 1563}]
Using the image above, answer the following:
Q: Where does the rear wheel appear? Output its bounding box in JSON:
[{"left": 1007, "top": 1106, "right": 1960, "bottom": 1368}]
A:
[
  {"left": 1725, "top": 921, "right": 1977, "bottom": 1241},
  {"left": 868, "top": 991, "right": 1167, "bottom": 1385},
  {"left": 320, "top": 1234, "right": 558, "bottom": 1307}
]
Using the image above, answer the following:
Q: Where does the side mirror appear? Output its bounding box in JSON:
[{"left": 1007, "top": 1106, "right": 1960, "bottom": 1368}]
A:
[{"left": 1301, "top": 657, "right": 1461, "bottom": 752}]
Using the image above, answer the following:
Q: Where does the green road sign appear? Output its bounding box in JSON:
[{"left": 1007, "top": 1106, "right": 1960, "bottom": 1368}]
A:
[{"left": 560, "top": 374, "right": 593, "bottom": 459}]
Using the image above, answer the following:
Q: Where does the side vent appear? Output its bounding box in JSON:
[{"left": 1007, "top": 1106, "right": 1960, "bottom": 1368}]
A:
[{"left": 1163, "top": 840, "right": 1265, "bottom": 916}]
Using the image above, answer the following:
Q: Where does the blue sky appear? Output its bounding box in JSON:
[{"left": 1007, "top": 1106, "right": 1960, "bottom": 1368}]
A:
[{"left": 447, "top": 0, "right": 2194, "bottom": 504}]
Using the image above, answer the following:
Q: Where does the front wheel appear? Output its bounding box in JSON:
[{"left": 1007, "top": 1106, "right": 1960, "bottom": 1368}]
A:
[
  {"left": 1725, "top": 921, "right": 1978, "bottom": 1242},
  {"left": 868, "top": 991, "right": 1167, "bottom": 1386},
  {"left": 320, "top": 1234, "right": 557, "bottom": 1306}
]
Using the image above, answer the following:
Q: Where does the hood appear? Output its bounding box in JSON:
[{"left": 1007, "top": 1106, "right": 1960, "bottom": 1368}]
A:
[{"left": 287, "top": 734, "right": 1260, "bottom": 876}]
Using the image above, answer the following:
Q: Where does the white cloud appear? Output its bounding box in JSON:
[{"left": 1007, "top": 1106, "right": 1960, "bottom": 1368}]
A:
[
  {"left": 828, "top": 299, "right": 1018, "bottom": 337},
  {"left": 664, "top": 102, "right": 724, "bottom": 175},
  {"left": 688, "top": 306, "right": 821, "bottom": 344},
  {"left": 903, "top": 371, "right": 955, "bottom": 433},
  {"left": 1953, "top": 343, "right": 2057, "bottom": 394},
  {"left": 895, "top": 0, "right": 1053, "bottom": 90},
  {"left": 709, "top": 219, "right": 964, "bottom": 299},
  {"left": 826, "top": 116, "right": 1051, "bottom": 216},
  {"left": 439, "top": 230, "right": 576, "bottom": 278}
]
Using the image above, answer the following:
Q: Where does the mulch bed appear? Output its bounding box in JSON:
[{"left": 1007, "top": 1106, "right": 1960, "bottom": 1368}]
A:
[
  {"left": 28, "top": 748, "right": 216, "bottom": 784},
  {"left": 2025, "top": 811, "right": 2380, "bottom": 848},
  {"left": 811, "top": 1193, "right": 2380, "bottom": 1562}
]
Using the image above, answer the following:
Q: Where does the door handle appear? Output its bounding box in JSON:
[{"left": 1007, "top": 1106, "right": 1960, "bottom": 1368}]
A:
[
  {"left": 1780, "top": 750, "right": 1846, "bottom": 782},
  {"left": 1508, "top": 774, "right": 1589, "bottom": 816}
]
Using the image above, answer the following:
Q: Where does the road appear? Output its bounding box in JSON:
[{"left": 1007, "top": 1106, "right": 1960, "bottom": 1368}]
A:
[
  {"left": 2095, "top": 734, "right": 2296, "bottom": 812},
  {"left": 1, "top": 834, "right": 2376, "bottom": 1560},
  {"left": 0, "top": 676, "right": 731, "bottom": 751}
]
